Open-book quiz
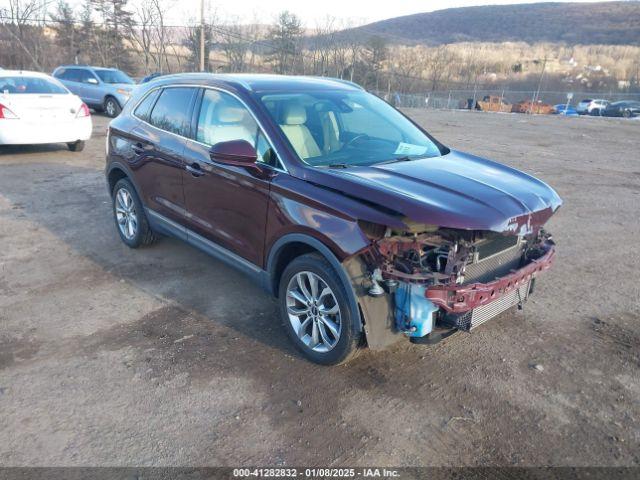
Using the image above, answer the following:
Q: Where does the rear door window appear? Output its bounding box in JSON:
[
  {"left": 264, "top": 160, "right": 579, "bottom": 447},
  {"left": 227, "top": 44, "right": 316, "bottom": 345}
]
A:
[
  {"left": 57, "top": 68, "right": 82, "bottom": 82},
  {"left": 148, "top": 87, "right": 197, "bottom": 137}
]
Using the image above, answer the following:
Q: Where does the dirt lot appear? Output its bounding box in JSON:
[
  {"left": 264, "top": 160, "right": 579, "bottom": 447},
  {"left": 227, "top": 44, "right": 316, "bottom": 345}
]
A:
[{"left": 0, "top": 110, "right": 639, "bottom": 467}]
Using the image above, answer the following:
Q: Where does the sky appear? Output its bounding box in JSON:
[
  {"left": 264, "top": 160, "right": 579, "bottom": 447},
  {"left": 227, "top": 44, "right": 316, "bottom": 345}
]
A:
[
  {"left": 186, "top": 0, "right": 621, "bottom": 25},
  {"left": 0, "top": 0, "right": 621, "bottom": 26}
]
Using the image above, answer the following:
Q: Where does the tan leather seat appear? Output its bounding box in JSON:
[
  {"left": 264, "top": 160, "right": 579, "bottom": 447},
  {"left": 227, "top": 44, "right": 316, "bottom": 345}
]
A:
[
  {"left": 201, "top": 104, "right": 256, "bottom": 146},
  {"left": 279, "top": 104, "right": 321, "bottom": 160}
]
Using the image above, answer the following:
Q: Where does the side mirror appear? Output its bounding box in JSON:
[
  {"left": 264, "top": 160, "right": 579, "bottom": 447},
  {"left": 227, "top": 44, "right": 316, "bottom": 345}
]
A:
[
  {"left": 87, "top": 78, "right": 99, "bottom": 85},
  {"left": 210, "top": 140, "right": 258, "bottom": 168}
]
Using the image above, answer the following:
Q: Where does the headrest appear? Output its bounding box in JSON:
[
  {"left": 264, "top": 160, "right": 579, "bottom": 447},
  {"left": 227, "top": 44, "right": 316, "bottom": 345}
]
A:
[
  {"left": 281, "top": 104, "right": 307, "bottom": 125},
  {"left": 215, "top": 106, "right": 247, "bottom": 124}
]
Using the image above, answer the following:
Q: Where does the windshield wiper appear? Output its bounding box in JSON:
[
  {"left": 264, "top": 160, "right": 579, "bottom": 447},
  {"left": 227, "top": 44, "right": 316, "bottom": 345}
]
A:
[
  {"left": 325, "top": 163, "right": 350, "bottom": 169},
  {"left": 375, "top": 155, "right": 417, "bottom": 165}
]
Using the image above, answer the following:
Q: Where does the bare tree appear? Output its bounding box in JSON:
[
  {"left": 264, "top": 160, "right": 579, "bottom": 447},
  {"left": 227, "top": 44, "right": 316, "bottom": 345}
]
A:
[
  {"left": 423, "top": 45, "right": 452, "bottom": 91},
  {"left": 129, "top": 0, "right": 156, "bottom": 74},
  {"left": 50, "top": 0, "right": 78, "bottom": 65},
  {"left": 363, "top": 35, "right": 387, "bottom": 90},
  {"left": 0, "top": 0, "right": 53, "bottom": 70},
  {"left": 219, "top": 18, "right": 249, "bottom": 72}
]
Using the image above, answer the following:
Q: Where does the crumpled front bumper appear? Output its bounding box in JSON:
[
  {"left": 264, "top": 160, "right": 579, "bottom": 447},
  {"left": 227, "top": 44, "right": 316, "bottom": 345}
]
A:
[{"left": 425, "top": 242, "right": 556, "bottom": 314}]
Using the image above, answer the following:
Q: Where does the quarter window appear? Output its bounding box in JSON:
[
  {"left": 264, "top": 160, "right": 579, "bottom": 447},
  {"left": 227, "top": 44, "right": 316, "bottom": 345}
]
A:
[
  {"left": 148, "top": 87, "right": 196, "bottom": 137},
  {"left": 134, "top": 89, "right": 160, "bottom": 122}
]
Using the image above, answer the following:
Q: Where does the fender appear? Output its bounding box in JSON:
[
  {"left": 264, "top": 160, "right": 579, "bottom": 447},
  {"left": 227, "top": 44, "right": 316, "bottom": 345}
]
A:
[
  {"left": 267, "top": 233, "right": 364, "bottom": 333},
  {"left": 105, "top": 161, "right": 142, "bottom": 198}
]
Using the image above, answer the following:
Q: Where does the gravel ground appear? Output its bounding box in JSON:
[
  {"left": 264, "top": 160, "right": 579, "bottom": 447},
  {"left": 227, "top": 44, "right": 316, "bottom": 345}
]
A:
[{"left": 0, "top": 110, "right": 638, "bottom": 467}]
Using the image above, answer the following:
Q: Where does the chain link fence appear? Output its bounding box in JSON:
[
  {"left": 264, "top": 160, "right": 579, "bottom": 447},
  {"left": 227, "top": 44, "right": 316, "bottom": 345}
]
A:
[{"left": 373, "top": 89, "right": 640, "bottom": 111}]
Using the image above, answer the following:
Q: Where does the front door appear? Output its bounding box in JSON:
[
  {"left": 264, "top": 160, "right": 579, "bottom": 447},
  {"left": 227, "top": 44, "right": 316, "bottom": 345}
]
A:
[{"left": 182, "top": 88, "right": 275, "bottom": 267}]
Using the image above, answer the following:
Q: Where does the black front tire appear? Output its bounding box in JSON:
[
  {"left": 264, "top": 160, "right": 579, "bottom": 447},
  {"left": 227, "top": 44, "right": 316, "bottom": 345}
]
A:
[
  {"left": 112, "top": 178, "right": 157, "bottom": 248},
  {"left": 279, "top": 253, "right": 361, "bottom": 365},
  {"left": 104, "top": 97, "right": 121, "bottom": 118},
  {"left": 67, "top": 140, "right": 85, "bottom": 152}
]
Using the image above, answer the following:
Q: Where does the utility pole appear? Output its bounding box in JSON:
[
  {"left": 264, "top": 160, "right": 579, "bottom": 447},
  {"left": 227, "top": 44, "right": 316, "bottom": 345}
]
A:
[
  {"left": 532, "top": 55, "right": 548, "bottom": 112},
  {"left": 199, "top": 0, "right": 205, "bottom": 72}
]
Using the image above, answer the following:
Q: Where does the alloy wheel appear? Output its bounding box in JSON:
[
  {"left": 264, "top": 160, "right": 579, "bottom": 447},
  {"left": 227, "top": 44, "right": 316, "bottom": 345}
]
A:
[
  {"left": 286, "top": 271, "right": 342, "bottom": 353},
  {"left": 106, "top": 100, "right": 117, "bottom": 117},
  {"left": 115, "top": 187, "right": 138, "bottom": 240}
]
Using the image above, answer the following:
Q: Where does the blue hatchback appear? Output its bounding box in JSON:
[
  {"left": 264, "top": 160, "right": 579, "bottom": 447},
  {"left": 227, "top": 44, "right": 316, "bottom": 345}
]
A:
[
  {"left": 552, "top": 104, "right": 579, "bottom": 116},
  {"left": 53, "top": 65, "right": 136, "bottom": 117}
]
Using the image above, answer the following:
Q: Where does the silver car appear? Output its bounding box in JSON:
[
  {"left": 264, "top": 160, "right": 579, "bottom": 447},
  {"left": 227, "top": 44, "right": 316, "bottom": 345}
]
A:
[
  {"left": 576, "top": 98, "right": 609, "bottom": 115},
  {"left": 53, "top": 65, "right": 135, "bottom": 117}
]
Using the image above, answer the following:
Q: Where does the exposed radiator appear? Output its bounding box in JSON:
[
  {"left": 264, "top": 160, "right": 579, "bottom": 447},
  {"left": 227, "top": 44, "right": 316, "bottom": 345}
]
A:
[
  {"left": 463, "top": 241, "right": 524, "bottom": 284},
  {"left": 455, "top": 281, "right": 531, "bottom": 331}
]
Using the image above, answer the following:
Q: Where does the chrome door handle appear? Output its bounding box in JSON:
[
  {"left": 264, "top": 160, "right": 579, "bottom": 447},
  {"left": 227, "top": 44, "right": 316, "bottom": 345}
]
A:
[
  {"left": 132, "top": 142, "right": 147, "bottom": 155},
  {"left": 186, "top": 163, "right": 204, "bottom": 177}
]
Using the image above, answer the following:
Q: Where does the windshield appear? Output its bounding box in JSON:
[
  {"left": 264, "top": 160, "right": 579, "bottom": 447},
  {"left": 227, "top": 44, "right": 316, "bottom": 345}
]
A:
[
  {"left": 0, "top": 76, "right": 68, "bottom": 94},
  {"left": 95, "top": 69, "right": 134, "bottom": 85},
  {"left": 259, "top": 90, "right": 443, "bottom": 167}
]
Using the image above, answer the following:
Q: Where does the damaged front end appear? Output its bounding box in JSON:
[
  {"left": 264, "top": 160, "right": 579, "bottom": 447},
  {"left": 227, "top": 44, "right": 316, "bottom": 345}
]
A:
[{"left": 354, "top": 221, "right": 556, "bottom": 345}]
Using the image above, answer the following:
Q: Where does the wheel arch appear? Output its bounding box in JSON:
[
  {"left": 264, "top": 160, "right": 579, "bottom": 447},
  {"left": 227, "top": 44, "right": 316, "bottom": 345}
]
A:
[
  {"left": 106, "top": 162, "right": 144, "bottom": 202},
  {"left": 267, "top": 233, "right": 364, "bottom": 333},
  {"left": 103, "top": 94, "right": 122, "bottom": 108}
]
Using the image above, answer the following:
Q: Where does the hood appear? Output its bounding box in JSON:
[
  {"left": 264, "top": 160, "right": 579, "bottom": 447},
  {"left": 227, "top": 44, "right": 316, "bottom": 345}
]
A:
[{"left": 303, "top": 150, "right": 562, "bottom": 234}]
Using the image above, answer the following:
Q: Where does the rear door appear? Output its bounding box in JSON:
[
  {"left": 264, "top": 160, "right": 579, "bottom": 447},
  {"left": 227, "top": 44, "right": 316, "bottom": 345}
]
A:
[{"left": 129, "top": 86, "right": 198, "bottom": 227}]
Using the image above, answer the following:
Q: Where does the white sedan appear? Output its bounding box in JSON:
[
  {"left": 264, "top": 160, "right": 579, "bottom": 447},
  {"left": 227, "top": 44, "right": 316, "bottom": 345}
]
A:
[{"left": 0, "top": 70, "right": 92, "bottom": 151}]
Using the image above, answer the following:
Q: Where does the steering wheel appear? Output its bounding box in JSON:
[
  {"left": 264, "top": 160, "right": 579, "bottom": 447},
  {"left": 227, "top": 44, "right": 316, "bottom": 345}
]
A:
[{"left": 344, "top": 134, "right": 369, "bottom": 148}]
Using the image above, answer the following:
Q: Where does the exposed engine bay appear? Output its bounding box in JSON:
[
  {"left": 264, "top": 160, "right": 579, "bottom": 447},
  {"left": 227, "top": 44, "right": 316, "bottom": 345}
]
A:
[{"left": 356, "top": 221, "right": 556, "bottom": 343}]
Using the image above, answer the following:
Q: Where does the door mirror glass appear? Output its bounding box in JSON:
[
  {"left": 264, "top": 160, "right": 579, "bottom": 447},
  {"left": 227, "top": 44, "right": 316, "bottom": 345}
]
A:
[
  {"left": 210, "top": 140, "right": 258, "bottom": 167},
  {"left": 86, "top": 77, "right": 99, "bottom": 85}
]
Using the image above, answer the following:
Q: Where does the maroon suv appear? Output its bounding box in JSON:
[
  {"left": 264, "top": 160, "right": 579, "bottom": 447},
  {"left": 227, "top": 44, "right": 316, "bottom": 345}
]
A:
[{"left": 105, "top": 74, "right": 562, "bottom": 364}]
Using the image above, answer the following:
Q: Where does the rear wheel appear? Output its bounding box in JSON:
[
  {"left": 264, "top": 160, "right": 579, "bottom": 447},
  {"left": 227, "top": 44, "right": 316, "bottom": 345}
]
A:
[
  {"left": 104, "top": 97, "right": 121, "bottom": 118},
  {"left": 67, "top": 140, "right": 85, "bottom": 152},
  {"left": 112, "top": 178, "right": 156, "bottom": 248},
  {"left": 623, "top": 109, "right": 632, "bottom": 118},
  {"left": 279, "top": 253, "right": 361, "bottom": 365}
]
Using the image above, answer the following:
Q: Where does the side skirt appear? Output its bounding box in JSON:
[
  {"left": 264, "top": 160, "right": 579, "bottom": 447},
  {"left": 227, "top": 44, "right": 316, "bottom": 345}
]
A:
[{"left": 146, "top": 208, "right": 271, "bottom": 292}]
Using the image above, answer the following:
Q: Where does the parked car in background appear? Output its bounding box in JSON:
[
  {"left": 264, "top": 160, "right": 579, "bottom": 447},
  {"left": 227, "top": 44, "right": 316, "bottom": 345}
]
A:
[
  {"left": 0, "top": 70, "right": 91, "bottom": 151},
  {"left": 511, "top": 99, "right": 554, "bottom": 114},
  {"left": 53, "top": 65, "right": 135, "bottom": 117},
  {"left": 140, "top": 72, "right": 163, "bottom": 84},
  {"left": 105, "top": 74, "right": 561, "bottom": 365},
  {"left": 602, "top": 100, "right": 640, "bottom": 118},
  {"left": 552, "top": 104, "right": 579, "bottom": 116},
  {"left": 477, "top": 95, "right": 512, "bottom": 113},
  {"left": 576, "top": 99, "right": 609, "bottom": 115}
]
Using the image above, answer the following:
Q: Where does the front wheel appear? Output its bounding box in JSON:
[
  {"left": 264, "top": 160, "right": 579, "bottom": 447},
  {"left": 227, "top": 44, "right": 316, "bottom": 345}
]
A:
[
  {"left": 104, "top": 97, "right": 121, "bottom": 118},
  {"left": 279, "top": 253, "right": 361, "bottom": 365}
]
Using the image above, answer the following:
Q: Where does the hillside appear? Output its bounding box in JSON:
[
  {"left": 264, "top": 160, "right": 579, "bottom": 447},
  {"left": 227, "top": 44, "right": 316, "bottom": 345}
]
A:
[{"left": 344, "top": 2, "right": 640, "bottom": 45}]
